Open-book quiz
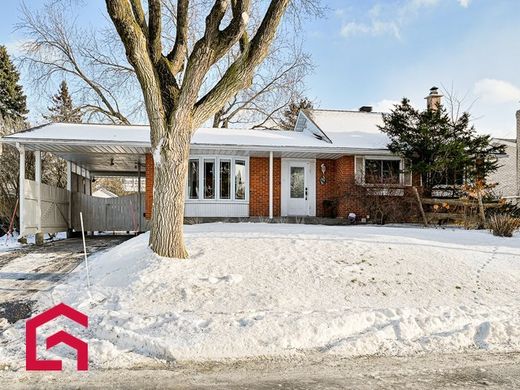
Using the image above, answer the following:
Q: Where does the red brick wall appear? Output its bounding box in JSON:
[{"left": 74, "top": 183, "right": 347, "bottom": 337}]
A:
[
  {"left": 144, "top": 153, "right": 419, "bottom": 220},
  {"left": 249, "top": 157, "right": 281, "bottom": 217},
  {"left": 145, "top": 153, "right": 154, "bottom": 219},
  {"left": 316, "top": 159, "right": 337, "bottom": 217}
]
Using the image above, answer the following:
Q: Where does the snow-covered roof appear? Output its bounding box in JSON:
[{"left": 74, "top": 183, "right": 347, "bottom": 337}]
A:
[
  {"left": 2, "top": 114, "right": 392, "bottom": 154},
  {"left": 2, "top": 122, "right": 328, "bottom": 149},
  {"left": 300, "top": 109, "right": 389, "bottom": 149},
  {"left": 3, "top": 123, "right": 150, "bottom": 145}
]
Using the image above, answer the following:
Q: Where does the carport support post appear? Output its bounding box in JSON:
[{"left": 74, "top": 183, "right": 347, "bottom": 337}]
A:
[
  {"left": 137, "top": 160, "right": 142, "bottom": 232},
  {"left": 269, "top": 151, "right": 274, "bottom": 220},
  {"left": 34, "top": 151, "right": 44, "bottom": 245},
  {"left": 17, "top": 143, "right": 25, "bottom": 238},
  {"left": 66, "top": 161, "right": 72, "bottom": 238}
]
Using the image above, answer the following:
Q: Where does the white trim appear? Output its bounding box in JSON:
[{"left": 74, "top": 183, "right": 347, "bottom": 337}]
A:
[
  {"left": 17, "top": 143, "right": 25, "bottom": 236},
  {"left": 66, "top": 161, "right": 72, "bottom": 229},
  {"left": 35, "top": 150, "right": 42, "bottom": 232}
]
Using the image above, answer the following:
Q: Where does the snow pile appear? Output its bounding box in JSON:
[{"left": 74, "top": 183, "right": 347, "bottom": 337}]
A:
[
  {"left": 0, "top": 232, "right": 67, "bottom": 252},
  {"left": 1, "top": 224, "right": 520, "bottom": 369}
]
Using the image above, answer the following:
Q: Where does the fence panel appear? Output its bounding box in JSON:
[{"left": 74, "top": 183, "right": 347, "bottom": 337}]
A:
[{"left": 72, "top": 192, "right": 148, "bottom": 232}]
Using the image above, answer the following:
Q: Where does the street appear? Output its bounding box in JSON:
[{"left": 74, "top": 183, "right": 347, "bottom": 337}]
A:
[{"left": 2, "top": 351, "right": 520, "bottom": 389}]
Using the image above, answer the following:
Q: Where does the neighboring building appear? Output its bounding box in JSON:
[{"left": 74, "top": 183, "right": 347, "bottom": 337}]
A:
[
  {"left": 92, "top": 187, "right": 118, "bottom": 198},
  {"left": 489, "top": 138, "right": 517, "bottom": 198},
  {"left": 488, "top": 109, "right": 519, "bottom": 199}
]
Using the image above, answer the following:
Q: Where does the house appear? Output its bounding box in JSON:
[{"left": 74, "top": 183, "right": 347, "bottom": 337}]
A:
[
  {"left": 92, "top": 187, "right": 118, "bottom": 198},
  {"left": 0, "top": 88, "right": 517, "bottom": 236}
]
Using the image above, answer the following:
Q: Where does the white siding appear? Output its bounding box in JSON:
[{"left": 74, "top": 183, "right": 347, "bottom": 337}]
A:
[{"left": 185, "top": 202, "right": 249, "bottom": 218}]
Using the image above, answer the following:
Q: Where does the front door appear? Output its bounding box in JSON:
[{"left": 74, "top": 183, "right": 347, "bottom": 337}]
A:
[{"left": 282, "top": 159, "right": 316, "bottom": 217}]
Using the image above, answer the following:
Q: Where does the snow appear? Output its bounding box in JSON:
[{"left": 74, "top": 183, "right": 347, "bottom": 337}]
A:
[
  {"left": 3, "top": 123, "right": 151, "bottom": 144},
  {"left": 305, "top": 109, "right": 390, "bottom": 149},
  {"left": 2, "top": 119, "right": 390, "bottom": 152},
  {"left": 1, "top": 224, "right": 520, "bottom": 369},
  {"left": 2, "top": 123, "right": 330, "bottom": 150},
  {"left": 0, "top": 232, "right": 67, "bottom": 252},
  {"left": 0, "top": 233, "right": 23, "bottom": 252}
]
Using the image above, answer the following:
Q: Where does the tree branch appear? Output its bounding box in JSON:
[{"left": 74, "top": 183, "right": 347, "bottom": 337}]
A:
[
  {"left": 148, "top": 0, "right": 163, "bottom": 63},
  {"left": 193, "top": 0, "right": 290, "bottom": 127},
  {"left": 106, "top": 0, "right": 166, "bottom": 144},
  {"left": 166, "top": 0, "right": 189, "bottom": 74}
]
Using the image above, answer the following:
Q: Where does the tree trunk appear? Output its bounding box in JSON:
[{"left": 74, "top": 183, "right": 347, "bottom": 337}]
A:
[{"left": 149, "top": 125, "right": 191, "bottom": 259}]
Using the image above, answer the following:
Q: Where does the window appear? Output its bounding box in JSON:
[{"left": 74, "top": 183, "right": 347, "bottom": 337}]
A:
[
  {"left": 188, "top": 159, "right": 199, "bottom": 199},
  {"left": 187, "top": 157, "right": 248, "bottom": 201},
  {"left": 364, "top": 159, "right": 400, "bottom": 184},
  {"left": 204, "top": 159, "right": 215, "bottom": 199},
  {"left": 290, "top": 167, "right": 305, "bottom": 198},
  {"left": 235, "top": 160, "right": 246, "bottom": 200},
  {"left": 219, "top": 160, "right": 231, "bottom": 199},
  {"left": 438, "top": 169, "right": 464, "bottom": 186}
]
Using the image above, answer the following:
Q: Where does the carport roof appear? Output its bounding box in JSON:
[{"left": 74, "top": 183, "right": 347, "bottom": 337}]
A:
[
  {"left": 0, "top": 122, "right": 392, "bottom": 174},
  {"left": 2, "top": 122, "right": 330, "bottom": 149}
]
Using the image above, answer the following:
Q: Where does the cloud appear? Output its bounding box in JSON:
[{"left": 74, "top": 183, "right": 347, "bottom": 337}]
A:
[
  {"left": 4, "top": 39, "right": 30, "bottom": 57},
  {"left": 339, "top": 0, "right": 470, "bottom": 40},
  {"left": 473, "top": 79, "right": 520, "bottom": 104},
  {"left": 340, "top": 20, "right": 400, "bottom": 39}
]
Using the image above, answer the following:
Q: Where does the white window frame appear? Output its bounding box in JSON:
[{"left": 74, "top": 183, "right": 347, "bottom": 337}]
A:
[
  {"left": 218, "top": 158, "right": 232, "bottom": 200},
  {"left": 186, "top": 155, "right": 249, "bottom": 203},
  {"left": 354, "top": 156, "right": 410, "bottom": 186},
  {"left": 187, "top": 158, "right": 200, "bottom": 200}
]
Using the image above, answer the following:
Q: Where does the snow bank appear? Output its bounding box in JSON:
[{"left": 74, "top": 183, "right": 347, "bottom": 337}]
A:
[{"left": 1, "top": 224, "right": 520, "bottom": 368}]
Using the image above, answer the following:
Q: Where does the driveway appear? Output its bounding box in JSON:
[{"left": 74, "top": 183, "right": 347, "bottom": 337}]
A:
[{"left": 0, "top": 235, "right": 131, "bottom": 324}]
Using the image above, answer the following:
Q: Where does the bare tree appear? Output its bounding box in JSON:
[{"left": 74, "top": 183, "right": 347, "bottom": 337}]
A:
[
  {"left": 0, "top": 116, "right": 33, "bottom": 232},
  {"left": 19, "top": 1, "right": 315, "bottom": 130},
  {"left": 17, "top": 1, "right": 141, "bottom": 124},
  {"left": 441, "top": 83, "right": 479, "bottom": 124},
  {"left": 106, "top": 0, "right": 294, "bottom": 258}
]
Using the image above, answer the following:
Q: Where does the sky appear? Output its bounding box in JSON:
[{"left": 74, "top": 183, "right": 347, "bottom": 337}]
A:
[{"left": 1, "top": 0, "right": 520, "bottom": 139}]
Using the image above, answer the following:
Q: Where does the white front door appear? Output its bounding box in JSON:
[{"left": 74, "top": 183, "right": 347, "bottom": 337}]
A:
[{"left": 281, "top": 159, "right": 316, "bottom": 217}]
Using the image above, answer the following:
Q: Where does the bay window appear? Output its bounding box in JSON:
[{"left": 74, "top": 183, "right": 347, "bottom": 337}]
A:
[{"left": 187, "top": 156, "right": 248, "bottom": 201}]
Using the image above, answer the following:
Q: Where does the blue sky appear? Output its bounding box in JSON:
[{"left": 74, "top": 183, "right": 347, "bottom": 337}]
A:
[{"left": 2, "top": 0, "right": 520, "bottom": 138}]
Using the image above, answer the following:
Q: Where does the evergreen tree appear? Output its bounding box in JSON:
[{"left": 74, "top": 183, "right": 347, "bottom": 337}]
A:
[
  {"left": 280, "top": 98, "right": 314, "bottom": 130},
  {"left": 44, "top": 80, "right": 82, "bottom": 123},
  {"left": 379, "top": 98, "right": 505, "bottom": 196},
  {"left": 0, "top": 45, "right": 28, "bottom": 121}
]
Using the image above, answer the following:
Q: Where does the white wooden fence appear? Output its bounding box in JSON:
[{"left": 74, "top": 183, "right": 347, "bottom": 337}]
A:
[
  {"left": 21, "top": 179, "right": 148, "bottom": 235},
  {"left": 72, "top": 192, "right": 148, "bottom": 232},
  {"left": 22, "top": 179, "right": 69, "bottom": 236}
]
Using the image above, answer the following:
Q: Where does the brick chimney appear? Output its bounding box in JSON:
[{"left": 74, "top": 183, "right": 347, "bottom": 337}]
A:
[
  {"left": 517, "top": 110, "right": 520, "bottom": 196},
  {"left": 425, "top": 86, "right": 443, "bottom": 111}
]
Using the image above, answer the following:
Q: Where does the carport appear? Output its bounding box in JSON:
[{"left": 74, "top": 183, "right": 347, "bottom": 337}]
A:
[{"left": 1, "top": 123, "right": 150, "bottom": 237}]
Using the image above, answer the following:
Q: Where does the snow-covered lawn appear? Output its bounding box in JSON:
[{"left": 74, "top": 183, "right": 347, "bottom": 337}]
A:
[{"left": 1, "top": 223, "right": 520, "bottom": 369}]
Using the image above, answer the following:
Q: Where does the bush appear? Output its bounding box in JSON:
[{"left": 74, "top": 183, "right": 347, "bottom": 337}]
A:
[{"left": 488, "top": 214, "right": 520, "bottom": 237}]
